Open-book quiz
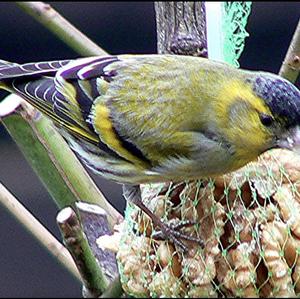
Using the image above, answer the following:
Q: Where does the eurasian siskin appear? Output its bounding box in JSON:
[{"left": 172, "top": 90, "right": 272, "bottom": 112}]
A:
[{"left": 1, "top": 54, "right": 300, "bottom": 249}]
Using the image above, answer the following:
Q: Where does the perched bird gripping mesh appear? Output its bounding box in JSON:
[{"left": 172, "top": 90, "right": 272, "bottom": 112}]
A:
[{"left": 116, "top": 149, "right": 300, "bottom": 297}]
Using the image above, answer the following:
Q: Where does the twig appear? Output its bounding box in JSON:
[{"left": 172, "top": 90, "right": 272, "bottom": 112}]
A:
[
  {"left": 76, "top": 202, "right": 119, "bottom": 281},
  {"left": 16, "top": 2, "right": 107, "bottom": 57},
  {"left": 100, "top": 275, "right": 123, "bottom": 298},
  {"left": 279, "top": 19, "right": 300, "bottom": 83},
  {"left": 57, "top": 207, "right": 109, "bottom": 297},
  {"left": 155, "top": 2, "right": 207, "bottom": 57},
  {"left": 1, "top": 95, "right": 122, "bottom": 227},
  {"left": 0, "top": 182, "right": 81, "bottom": 282}
]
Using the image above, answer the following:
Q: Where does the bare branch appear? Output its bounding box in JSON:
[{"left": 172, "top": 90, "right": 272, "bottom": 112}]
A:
[
  {"left": 279, "top": 19, "right": 300, "bottom": 83},
  {"left": 0, "top": 182, "right": 81, "bottom": 282},
  {"left": 155, "top": 2, "right": 207, "bottom": 57},
  {"left": 57, "top": 207, "right": 110, "bottom": 297},
  {"left": 76, "top": 202, "right": 119, "bottom": 282}
]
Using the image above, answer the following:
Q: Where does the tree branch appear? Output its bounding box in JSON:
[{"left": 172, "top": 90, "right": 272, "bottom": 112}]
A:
[
  {"left": 0, "top": 182, "right": 81, "bottom": 282},
  {"left": 57, "top": 207, "right": 110, "bottom": 297},
  {"left": 99, "top": 275, "right": 123, "bottom": 298},
  {"left": 279, "top": 19, "right": 300, "bottom": 83},
  {"left": 76, "top": 202, "right": 123, "bottom": 298},
  {"left": 155, "top": 2, "right": 207, "bottom": 57},
  {"left": 76, "top": 202, "right": 119, "bottom": 282},
  {"left": 1, "top": 95, "right": 122, "bottom": 228}
]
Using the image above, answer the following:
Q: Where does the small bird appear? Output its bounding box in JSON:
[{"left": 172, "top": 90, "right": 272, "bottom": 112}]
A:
[{"left": 1, "top": 54, "right": 300, "bottom": 250}]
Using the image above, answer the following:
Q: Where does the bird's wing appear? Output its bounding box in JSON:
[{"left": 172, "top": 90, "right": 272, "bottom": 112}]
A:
[
  {"left": 0, "top": 56, "right": 155, "bottom": 171},
  {"left": 0, "top": 56, "right": 121, "bottom": 145}
]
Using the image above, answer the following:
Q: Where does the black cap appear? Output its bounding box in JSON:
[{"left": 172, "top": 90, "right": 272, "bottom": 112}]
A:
[{"left": 250, "top": 74, "right": 300, "bottom": 128}]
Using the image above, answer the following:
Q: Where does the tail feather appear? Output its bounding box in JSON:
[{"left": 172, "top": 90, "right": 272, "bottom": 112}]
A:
[
  {"left": 0, "top": 59, "right": 18, "bottom": 70},
  {"left": 0, "top": 60, "right": 71, "bottom": 79},
  {"left": 0, "top": 58, "right": 101, "bottom": 144}
]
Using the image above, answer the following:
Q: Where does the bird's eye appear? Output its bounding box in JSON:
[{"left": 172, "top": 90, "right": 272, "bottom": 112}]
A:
[{"left": 260, "top": 113, "right": 274, "bottom": 127}]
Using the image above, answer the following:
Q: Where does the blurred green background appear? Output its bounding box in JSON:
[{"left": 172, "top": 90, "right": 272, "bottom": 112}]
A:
[{"left": 0, "top": 2, "right": 299, "bottom": 297}]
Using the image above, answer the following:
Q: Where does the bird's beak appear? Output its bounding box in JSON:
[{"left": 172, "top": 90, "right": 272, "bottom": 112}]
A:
[{"left": 277, "top": 126, "right": 300, "bottom": 153}]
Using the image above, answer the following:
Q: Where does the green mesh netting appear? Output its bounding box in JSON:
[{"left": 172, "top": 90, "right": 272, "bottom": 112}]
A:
[
  {"left": 222, "top": 2, "right": 252, "bottom": 67},
  {"left": 117, "top": 149, "right": 300, "bottom": 297},
  {"left": 113, "top": 2, "right": 300, "bottom": 297}
]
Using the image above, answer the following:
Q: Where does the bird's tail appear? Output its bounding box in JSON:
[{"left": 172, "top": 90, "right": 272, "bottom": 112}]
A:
[
  {"left": 0, "top": 59, "right": 17, "bottom": 68},
  {"left": 0, "top": 59, "right": 17, "bottom": 88},
  {"left": 0, "top": 58, "right": 71, "bottom": 118},
  {"left": 0, "top": 58, "right": 102, "bottom": 144}
]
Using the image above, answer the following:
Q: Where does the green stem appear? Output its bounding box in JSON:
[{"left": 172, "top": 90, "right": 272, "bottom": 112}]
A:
[
  {"left": 1, "top": 96, "right": 121, "bottom": 227},
  {"left": 100, "top": 275, "right": 123, "bottom": 298}
]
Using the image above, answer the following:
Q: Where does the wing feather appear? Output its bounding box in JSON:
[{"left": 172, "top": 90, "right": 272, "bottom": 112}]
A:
[{"left": 0, "top": 56, "right": 152, "bottom": 168}]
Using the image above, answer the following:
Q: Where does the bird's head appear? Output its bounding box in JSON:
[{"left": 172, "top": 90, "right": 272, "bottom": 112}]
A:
[
  {"left": 213, "top": 72, "right": 300, "bottom": 168},
  {"left": 250, "top": 73, "right": 300, "bottom": 152}
]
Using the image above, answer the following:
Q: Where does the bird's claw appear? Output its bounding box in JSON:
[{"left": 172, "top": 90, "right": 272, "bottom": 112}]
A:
[{"left": 151, "top": 219, "right": 204, "bottom": 252}]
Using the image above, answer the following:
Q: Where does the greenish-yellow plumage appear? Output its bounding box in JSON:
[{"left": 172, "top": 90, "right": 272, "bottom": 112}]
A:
[{"left": 1, "top": 54, "right": 300, "bottom": 249}]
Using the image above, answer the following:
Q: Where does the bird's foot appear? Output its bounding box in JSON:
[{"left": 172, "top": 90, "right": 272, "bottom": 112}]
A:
[
  {"left": 151, "top": 219, "right": 204, "bottom": 252},
  {"left": 123, "top": 184, "right": 204, "bottom": 253}
]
